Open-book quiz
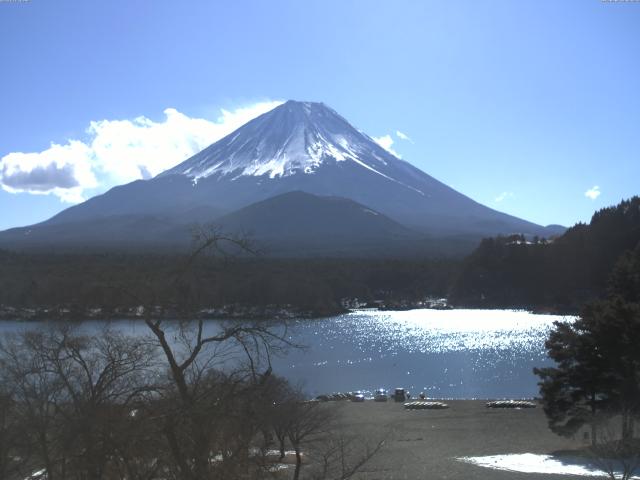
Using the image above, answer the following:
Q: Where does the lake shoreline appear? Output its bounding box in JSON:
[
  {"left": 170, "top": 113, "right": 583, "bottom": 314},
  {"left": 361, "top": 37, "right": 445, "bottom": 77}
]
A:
[
  {"left": 0, "top": 303, "right": 348, "bottom": 322},
  {"left": 0, "top": 302, "right": 577, "bottom": 323}
]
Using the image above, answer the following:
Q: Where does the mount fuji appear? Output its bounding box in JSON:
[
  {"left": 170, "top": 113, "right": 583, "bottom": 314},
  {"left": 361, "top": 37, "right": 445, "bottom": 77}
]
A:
[{"left": 0, "top": 100, "right": 563, "bottom": 256}]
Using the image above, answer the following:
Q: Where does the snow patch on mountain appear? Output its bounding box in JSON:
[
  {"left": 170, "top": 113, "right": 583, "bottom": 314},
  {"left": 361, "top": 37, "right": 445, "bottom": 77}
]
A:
[{"left": 160, "top": 101, "right": 422, "bottom": 194}]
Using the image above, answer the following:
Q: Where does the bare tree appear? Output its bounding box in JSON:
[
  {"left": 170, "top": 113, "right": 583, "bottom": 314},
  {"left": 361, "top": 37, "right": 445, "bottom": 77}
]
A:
[
  {"left": 0, "top": 226, "right": 387, "bottom": 480},
  {"left": 0, "top": 389, "right": 29, "bottom": 480},
  {"left": 285, "top": 400, "right": 336, "bottom": 480},
  {"left": 309, "top": 432, "right": 386, "bottom": 480},
  {"left": 268, "top": 390, "right": 387, "bottom": 480},
  {"left": 138, "top": 227, "right": 295, "bottom": 480},
  {"left": 0, "top": 329, "right": 66, "bottom": 480},
  {"left": 589, "top": 412, "right": 640, "bottom": 480},
  {"left": 0, "top": 324, "right": 157, "bottom": 480},
  {"left": 142, "top": 312, "right": 292, "bottom": 479},
  {"left": 257, "top": 376, "right": 297, "bottom": 462}
]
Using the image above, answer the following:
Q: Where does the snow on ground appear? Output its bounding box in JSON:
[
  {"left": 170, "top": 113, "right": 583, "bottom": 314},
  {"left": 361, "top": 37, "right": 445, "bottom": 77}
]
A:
[{"left": 458, "top": 453, "right": 639, "bottom": 478}]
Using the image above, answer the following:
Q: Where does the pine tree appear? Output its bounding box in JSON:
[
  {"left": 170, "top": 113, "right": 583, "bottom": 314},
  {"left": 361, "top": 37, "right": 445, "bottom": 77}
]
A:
[{"left": 535, "top": 249, "right": 640, "bottom": 445}]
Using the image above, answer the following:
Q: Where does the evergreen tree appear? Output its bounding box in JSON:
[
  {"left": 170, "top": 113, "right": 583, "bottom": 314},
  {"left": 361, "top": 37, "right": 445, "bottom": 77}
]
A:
[
  {"left": 609, "top": 246, "right": 640, "bottom": 303},
  {"left": 535, "top": 249, "right": 640, "bottom": 445},
  {"left": 451, "top": 196, "right": 640, "bottom": 312}
]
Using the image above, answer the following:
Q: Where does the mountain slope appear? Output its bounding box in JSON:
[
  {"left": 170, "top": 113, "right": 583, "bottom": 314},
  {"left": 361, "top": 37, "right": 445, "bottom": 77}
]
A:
[
  {"left": 154, "top": 101, "right": 547, "bottom": 236},
  {"left": 212, "top": 191, "right": 426, "bottom": 256},
  {"left": 0, "top": 100, "right": 563, "bottom": 255},
  {"left": 217, "top": 191, "right": 413, "bottom": 237},
  {"left": 0, "top": 192, "right": 434, "bottom": 256}
]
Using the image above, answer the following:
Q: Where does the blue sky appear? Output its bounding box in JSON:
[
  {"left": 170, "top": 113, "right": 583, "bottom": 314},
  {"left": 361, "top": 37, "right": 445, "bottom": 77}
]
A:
[{"left": 1, "top": 0, "right": 639, "bottom": 230}]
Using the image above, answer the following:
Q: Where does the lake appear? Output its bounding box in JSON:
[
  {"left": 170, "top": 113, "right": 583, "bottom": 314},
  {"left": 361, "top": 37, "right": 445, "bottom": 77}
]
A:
[
  {"left": 0, "top": 309, "right": 571, "bottom": 399},
  {"left": 273, "top": 309, "right": 571, "bottom": 399}
]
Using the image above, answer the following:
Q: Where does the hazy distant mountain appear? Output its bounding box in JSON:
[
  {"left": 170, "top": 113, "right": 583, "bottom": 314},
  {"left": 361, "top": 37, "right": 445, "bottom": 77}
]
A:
[
  {"left": 0, "top": 192, "right": 429, "bottom": 255},
  {"left": 0, "top": 100, "right": 563, "bottom": 255},
  {"left": 213, "top": 191, "right": 428, "bottom": 256},
  {"left": 219, "top": 191, "right": 412, "bottom": 236}
]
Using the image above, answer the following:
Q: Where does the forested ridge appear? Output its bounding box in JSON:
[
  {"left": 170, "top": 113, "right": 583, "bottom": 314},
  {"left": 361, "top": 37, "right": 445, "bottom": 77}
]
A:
[
  {"left": 0, "top": 251, "right": 457, "bottom": 319},
  {"left": 450, "top": 196, "right": 640, "bottom": 312},
  {"left": 1, "top": 197, "right": 639, "bottom": 318}
]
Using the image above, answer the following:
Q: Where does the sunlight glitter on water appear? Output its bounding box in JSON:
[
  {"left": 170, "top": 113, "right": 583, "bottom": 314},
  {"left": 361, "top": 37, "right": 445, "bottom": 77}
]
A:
[
  {"left": 277, "top": 309, "right": 575, "bottom": 398},
  {"left": 0, "top": 309, "right": 576, "bottom": 398},
  {"left": 304, "top": 309, "right": 571, "bottom": 355}
]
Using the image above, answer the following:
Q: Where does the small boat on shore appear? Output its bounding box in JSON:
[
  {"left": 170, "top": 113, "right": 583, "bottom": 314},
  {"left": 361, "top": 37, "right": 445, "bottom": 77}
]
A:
[
  {"left": 486, "top": 400, "right": 536, "bottom": 409},
  {"left": 404, "top": 401, "right": 449, "bottom": 410}
]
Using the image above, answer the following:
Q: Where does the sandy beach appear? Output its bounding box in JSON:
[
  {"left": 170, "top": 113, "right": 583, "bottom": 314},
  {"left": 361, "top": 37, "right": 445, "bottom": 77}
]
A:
[{"left": 328, "top": 400, "right": 589, "bottom": 480}]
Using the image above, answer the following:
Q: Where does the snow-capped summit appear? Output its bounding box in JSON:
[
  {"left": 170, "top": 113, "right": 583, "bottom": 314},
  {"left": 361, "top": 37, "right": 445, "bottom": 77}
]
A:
[{"left": 161, "top": 100, "right": 411, "bottom": 187}]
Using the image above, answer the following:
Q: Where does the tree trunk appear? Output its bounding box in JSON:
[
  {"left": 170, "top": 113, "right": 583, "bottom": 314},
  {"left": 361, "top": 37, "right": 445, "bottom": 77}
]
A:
[
  {"left": 40, "top": 432, "right": 55, "bottom": 480},
  {"left": 163, "top": 420, "right": 192, "bottom": 480},
  {"left": 293, "top": 446, "right": 302, "bottom": 480},
  {"left": 590, "top": 393, "right": 597, "bottom": 447},
  {"left": 621, "top": 409, "right": 635, "bottom": 443}
]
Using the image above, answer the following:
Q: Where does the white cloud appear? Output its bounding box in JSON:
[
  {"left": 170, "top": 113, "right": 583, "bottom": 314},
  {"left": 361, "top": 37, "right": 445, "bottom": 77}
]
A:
[
  {"left": 584, "top": 185, "right": 601, "bottom": 200},
  {"left": 373, "top": 134, "right": 402, "bottom": 158},
  {"left": 494, "top": 191, "right": 514, "bottom": 203},
  {"left": 0, "top": 100, "right": 283, "bottom": 203},
  {"left": 396, "top": 130, "right": 413, "bottom": 143},
  {"left": 0, "top": 141, "right": 97, "bottom": 203}
]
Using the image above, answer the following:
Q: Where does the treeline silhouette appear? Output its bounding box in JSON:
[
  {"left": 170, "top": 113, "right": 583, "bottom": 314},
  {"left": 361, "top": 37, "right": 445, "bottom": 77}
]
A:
[
  {"left": 2, "top": 197, "right": 639, "bottom": 317},
  {"left": 450, "top": 196, "right": 640, "bottom": 312},
  {"left": 0, "top": 251, "right": 458, "bottom": 318}
]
